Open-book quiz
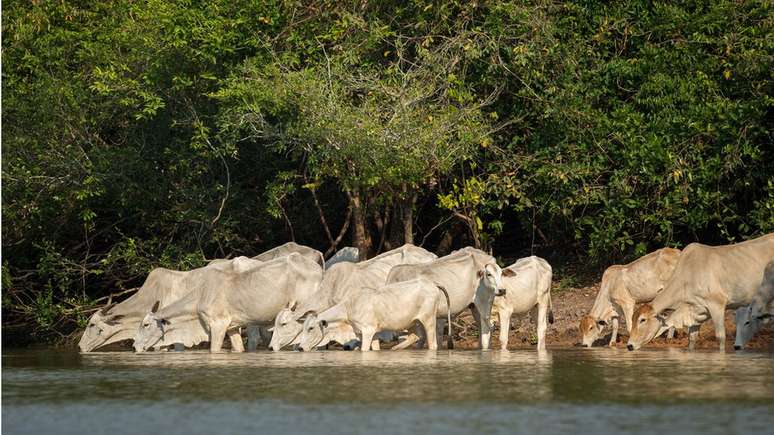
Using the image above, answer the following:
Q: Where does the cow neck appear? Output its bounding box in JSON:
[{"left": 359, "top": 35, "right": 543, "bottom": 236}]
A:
[
  {"left": 589, "top": 268, "right": 617, "bottom": 321},
  {"left": 319, "top": 303, "right": 349, "bottom": 325},
  {"left": 154, "top": 289, "right": 200, "bottom": 323}
]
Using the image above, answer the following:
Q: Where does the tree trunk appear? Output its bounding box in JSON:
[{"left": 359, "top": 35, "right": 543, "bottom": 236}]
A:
[
  {"left": 401, "top": 194, "right": 415, "bottom": 245},
  {"left": 386, "top": 203, "right": 402, "bottom": 251},
  {"left": 348, "top": 188, "right": 372, "bottom": 261}
]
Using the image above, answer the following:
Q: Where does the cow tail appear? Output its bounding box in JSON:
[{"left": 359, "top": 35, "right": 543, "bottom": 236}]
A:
[
  {"left": 548, "top": 293, "right": 555, "bottom": 325},
  {"left": 437, "top": 285, "right": 454, "bottom": 349},
  {"left": 546, "top": 271, "right": 555, "bottom": 325}
]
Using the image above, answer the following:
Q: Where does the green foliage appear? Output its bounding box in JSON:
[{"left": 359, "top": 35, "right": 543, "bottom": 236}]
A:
[{"left": 2, "top": 0, "right": 771, "bottom": 342}]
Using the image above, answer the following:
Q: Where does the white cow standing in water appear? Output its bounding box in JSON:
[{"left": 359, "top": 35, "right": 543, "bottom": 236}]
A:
[
  {"left": 298, "top": 278, "right": 453, "bottom": 352},
  {"left": 133, "top": 253, "right": 322, "bottom": 352},
  {"left": 493, "top": 256, "right": 553, "bottom": 351},
  {"left": 385, "top": 247, "right": 507, "bottom": 350},
  {"left": 78, "top": 256, "right": 258, "bottom": 352},
  {"left": 267, "top": 244, "right": 437, "bottom": 350}
]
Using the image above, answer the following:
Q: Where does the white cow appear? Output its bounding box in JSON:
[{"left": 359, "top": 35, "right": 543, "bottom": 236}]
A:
[
  {"left": 627, "top": 233, "right": 774, "bottom": 352},
  {"left": 298, "top": 278, "right": 453, "bottom": 352},
  {"left": 579, "top": 248, "right": 681, "bottom": 347},
  {"left": 493, "top": 256, "right": 553, "bottom": 351},
  {"left": 252, "top": 241, "right": 325, "bottom": 268},
  {"left": 78, "top": 256, "right": 258, "bottom": 352},
  {"left": 267, "top": 244, "right": 437, "bottom": 350},
  {"left": 385, "top": 247, "right": 506, "bottom": 350},
  {"left": 734, "top": 261, "right": 774, "bottom": 350},
  {"left": 133, "top": 253, "right": 322, "bottom": 352},
  {"left": 324, "top": 247, "right": 359, "bottom": 269}
]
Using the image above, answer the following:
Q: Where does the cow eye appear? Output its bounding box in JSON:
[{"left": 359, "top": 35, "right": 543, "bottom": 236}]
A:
[
  {"left": 639, "top": 318, "right": 646, "bottom": 323},
  {"left": 281, "top": 322, "right": 287, "bottom": 327}
]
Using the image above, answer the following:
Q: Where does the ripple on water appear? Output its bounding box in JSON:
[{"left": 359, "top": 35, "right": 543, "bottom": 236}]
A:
[{"left": 3, "top": 348, "right": 773, "bottom": 434}]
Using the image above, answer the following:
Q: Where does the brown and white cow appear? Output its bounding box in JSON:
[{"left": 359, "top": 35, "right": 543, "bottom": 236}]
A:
[{"left": 627, "top": 234, "right": 774, "bottom": 352}]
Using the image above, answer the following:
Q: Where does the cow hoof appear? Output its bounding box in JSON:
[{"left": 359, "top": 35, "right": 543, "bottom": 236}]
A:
[{"left": 733, "top": 345, "right": 741, "bottom": 351}]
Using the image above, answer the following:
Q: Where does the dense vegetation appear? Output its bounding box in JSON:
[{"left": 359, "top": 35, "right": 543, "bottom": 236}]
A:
[{"left": 3, "top": 0, "right": 772, "bottom": 344}]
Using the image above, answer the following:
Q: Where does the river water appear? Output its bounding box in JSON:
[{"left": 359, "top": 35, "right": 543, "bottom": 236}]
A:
[{"left": 3, "top": 348, "right": 773, "bottom": 434}]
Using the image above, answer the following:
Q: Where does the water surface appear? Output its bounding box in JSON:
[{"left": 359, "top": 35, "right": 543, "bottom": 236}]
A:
[{"left": 3, "top": 348, "right": 773, "bottom": 434}]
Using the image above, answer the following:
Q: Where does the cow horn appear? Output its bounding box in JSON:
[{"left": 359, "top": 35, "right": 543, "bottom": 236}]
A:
[
  {"left": 100, "top": 294, "right": 115, "bottom": 314},
  {"left": 151, "top": 300, "right": 160, "bottom": 313}
]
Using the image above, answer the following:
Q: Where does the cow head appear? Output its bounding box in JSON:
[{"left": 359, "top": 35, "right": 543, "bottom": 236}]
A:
[
  {"left": 472, "top": 263, "right": 510, "bottom": 350},
  {"left": 626, "top": 304, "right": 664, "bottom": 351},
  {"left": 268, "top": 303, "right": 304, "bottom": 351},
  {"left": 133, "top": 301, "right": 170, "bottom": 352},
  {"left": 476, "top": 263, "right": 509, "bottom": 298},
  {"left": 579, "top": 315, "right": 606, "bottom": 347},
  {"left": 735, "top": 301, "right": 772, "bottom": 350},
  {"left": 734, "top": 306, "right": 758, "bottom": 350},
  {"left": 298, "top": 312, "right": 327, "bottom": 352},
  {"left": 78, "top": 303, "right": 126, "bottom": 352}
]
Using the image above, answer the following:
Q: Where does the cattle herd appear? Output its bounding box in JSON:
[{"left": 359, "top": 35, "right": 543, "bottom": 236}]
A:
[{"left": 78, "top": 233, "right": 774, "bottom": 354}]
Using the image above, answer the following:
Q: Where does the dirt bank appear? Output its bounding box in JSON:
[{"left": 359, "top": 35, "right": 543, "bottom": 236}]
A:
[{"left": 450, "top": 279, "right": 774, "bottom": 351}]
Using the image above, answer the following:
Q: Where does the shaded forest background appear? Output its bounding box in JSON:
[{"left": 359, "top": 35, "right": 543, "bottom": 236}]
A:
[{"left": 2, "top": 0, "right": 772, "bottom": 344}]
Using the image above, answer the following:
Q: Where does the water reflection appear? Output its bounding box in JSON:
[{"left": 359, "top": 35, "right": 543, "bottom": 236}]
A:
[
  {"left": 4, "top": 348, "right": 773, "bottom": 406},
  {"left": 3, "top": 348, "right": 774, "bottom": 435}
]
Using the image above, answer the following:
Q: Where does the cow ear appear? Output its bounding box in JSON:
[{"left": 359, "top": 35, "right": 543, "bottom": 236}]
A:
[
  {"left": 151, "top": 301, "right": 160, "bottom": 313},
  {"left": 287, "top": 300, "right": 298, "bottom": 311},
  {"left": 298, "top": 310, "right": 316, "bottom": 321},
  {"left": 502, "top": 269, "right": 517, "bottom": 277},
  {"left": 477, "top": 269, "right": 484, "bottom": 278}
]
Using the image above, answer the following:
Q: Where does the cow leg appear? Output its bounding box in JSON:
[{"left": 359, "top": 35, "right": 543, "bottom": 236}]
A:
[
  {"left": 208, "top": 319, "right": 230, "bottom": 353},
  {"left": 472, "top": 305, "right": 492, "bottom": 351},
  {"left": 360, "top": 328, "right": 376, "bottom": 352},
  {"left": 371, "top": 339, "right": 381, "bottom": 351},
  {"left": 666, "top": 327, "right": 676, "bottom": 340},
  {"left": 708, "top": 304, "right": 726, "bottom": 352},
  {"left": 536, "top": 301, "right": 549, "bottom": 351},
  {"left": 620, "top": 301, "right": 635, "bottom": 334},
  {"left": 246, "top": 326, "right": 261, "bottom": 351},
  {"left": 688, "top": 325, "right": 700, "bottom": 350},
  {"left": 392, "top": 333, "right": 420, "bottom": 351},
  {"left": 609, "top": 317, "right": 619, "bottom": 347},
  {"left": 423, "top": 317, "right": 438, "bottom": 350},
  {"left": 498, "top": 307, "right": 513, "bottom": 351},
  {"left": 228, "top": 329, "right": 245, "bottom": 353}
]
